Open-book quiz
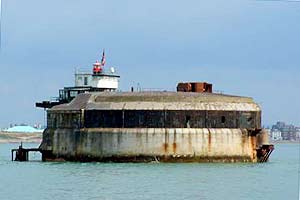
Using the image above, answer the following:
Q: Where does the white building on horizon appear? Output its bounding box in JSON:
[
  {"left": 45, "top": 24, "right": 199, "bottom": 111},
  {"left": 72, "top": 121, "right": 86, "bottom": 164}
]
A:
[{"left": 270, "top": 129, "right": 282, "bottom": 141}]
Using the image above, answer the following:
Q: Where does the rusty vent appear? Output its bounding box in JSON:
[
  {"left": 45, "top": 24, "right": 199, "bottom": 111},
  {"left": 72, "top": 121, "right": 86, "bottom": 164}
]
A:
[{"left": 177, "top": 82, "right": 213, "bottom": 93}]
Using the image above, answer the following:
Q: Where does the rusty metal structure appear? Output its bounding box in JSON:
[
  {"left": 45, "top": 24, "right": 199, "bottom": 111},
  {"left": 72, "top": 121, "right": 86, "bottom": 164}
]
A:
[
  {"left": 177, "top": 82, "right": 213, "bottom": 93},
  {"left": 36, "top": 91, "right": 274, "bottom": 163},
  {"left": 11, "top": 143, "right": 40, "bottom": 161}
]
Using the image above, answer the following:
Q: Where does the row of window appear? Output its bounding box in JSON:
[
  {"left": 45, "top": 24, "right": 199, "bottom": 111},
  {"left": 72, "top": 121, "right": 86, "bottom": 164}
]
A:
[
  {"left": 85, "top": 110, "right": 259, "bottom": 129},
  {"left": 48, "top": 110, "right": 260, "bottom": 129}
]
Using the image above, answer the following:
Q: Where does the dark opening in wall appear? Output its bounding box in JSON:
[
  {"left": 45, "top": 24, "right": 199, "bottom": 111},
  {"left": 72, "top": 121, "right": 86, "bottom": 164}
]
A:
[
  {"left": 185, "top": 116, "right": 191, "bottom": 128},
  {"left": 83, "top": 110, "right": 259, "bottom": 128},
  {"left": 247, "top": 117, "right": 253, "bottom": 123},
  {"left": 84, "top": 77, "right": 88, "bottom": 85},
  {"left": 221, "top": 116, "right": 226, "bottom": 124}
]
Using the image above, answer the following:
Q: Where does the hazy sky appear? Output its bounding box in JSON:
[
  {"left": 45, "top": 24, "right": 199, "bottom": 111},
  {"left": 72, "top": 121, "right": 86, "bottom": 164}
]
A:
[{"left": 0, "top": 0, "right": 299, "bottom": 127}]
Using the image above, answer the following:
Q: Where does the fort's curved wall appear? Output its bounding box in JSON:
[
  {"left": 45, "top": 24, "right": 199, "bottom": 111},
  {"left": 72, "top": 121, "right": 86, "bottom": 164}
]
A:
[
  {"left": 40, "top": 92, "right": 269, "bottom": 162},
  {"left": 40, "top": 128, "right": 268, "bottom": 162}
]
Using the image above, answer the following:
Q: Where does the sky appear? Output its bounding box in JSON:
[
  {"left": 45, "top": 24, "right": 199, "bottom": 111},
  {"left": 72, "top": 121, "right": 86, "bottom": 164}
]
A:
[{"left": 0, "top": 0, "right": 299, "bottom": 127}]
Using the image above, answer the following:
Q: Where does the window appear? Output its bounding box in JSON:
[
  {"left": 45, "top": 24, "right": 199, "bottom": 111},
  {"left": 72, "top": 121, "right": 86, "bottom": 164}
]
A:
[
  {"left": 247, "top": 117, "right": 253, "bottom": 124},
  {"left": 59, "top": 90, "right": 67, "bottom": 101},
  {"left": 185, "top": 116, "right": 191, "bottom": 128},
  {"left": 221, "top": 116, "right": 226, "bottom": 124},
  {"left": 70, "top": 91, "right": 78, "bottom": 98},
  {"left": 84, "top": 77, "right": 88, "bottom": 85}
]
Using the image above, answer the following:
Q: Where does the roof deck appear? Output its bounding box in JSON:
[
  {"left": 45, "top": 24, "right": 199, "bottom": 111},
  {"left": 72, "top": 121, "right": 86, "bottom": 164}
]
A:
[{"left": 50, "top": 91, "right": 261, "bottom": 112}]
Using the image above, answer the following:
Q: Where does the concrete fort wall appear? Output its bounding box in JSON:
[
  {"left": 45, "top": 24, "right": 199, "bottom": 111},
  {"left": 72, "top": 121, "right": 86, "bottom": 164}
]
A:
[
  {"left": 47, "top": 110, "right": 261, "bottom": 129},
  {"left": 40, "top": 92, "right": 271, "bottom": 163},
  {"left": 40, "top": 128, "right": 267, "bottom": 162},
  {"left": 84, "top": 110, "right": 261, "bottom": 129}
]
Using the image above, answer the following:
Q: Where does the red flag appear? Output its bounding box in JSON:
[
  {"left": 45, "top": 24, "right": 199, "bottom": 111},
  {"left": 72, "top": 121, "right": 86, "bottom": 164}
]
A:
[{"left": 101, "top": 50, "right": 106, "bottom": 66}]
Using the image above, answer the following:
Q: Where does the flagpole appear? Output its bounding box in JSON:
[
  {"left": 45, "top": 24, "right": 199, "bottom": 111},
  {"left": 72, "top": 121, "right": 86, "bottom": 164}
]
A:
[{"left": 101, "top": 49, "right": 106, "bottom": 66}]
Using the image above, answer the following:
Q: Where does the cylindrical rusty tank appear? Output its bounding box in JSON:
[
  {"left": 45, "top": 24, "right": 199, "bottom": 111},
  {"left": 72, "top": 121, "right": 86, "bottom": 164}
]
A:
[{"left": 39, "top": 92, "right": 274, "bottom": 162}]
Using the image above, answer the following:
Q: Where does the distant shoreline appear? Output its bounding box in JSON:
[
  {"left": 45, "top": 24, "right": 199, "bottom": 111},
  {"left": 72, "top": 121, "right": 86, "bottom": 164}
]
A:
[
  {"left": 0, "top": 131, "right": 42, "bottom": 143},
  {"left": 0, "top": 131, "right": 299, "bottom": 145},
  {"left": 271, "top": 140, "right": 300, "bottom": 144}
]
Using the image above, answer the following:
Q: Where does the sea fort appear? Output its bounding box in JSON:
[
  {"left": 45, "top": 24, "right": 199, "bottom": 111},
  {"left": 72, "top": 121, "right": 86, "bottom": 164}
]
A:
[{"left": 14, "top": 52, "right": 274, "bottom": 162}]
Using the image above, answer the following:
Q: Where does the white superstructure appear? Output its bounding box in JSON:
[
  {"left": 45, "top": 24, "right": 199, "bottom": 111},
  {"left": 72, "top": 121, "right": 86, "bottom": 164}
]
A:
[
  {"left": 36, "top": 50, "right": 121, "bottom": 109},
  {"left": 75, "top": 70, "right": 119, "bottom": 90},
  {"left": 74, "top": 51, "right": 120, "bottom": 91}
]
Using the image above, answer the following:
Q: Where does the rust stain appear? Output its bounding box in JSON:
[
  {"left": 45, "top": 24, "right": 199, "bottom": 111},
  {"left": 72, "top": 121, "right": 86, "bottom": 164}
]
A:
[
  {"left": 208, "top": 129, "right": 211, "bottom": 153},
  {"left": 188, "top": 133, "right": 192, "bottom": 153},
  {"left": 241, "top": 130, "right": 247, "bottom": 155},
  {"left": 163, "top": 143, "right": 168, "bottom": 152},
  {"left": 173, "top": 129, "right": 177, "bottom": 154},
  {"left": 172, "top": 142, "right": 177, "bottom": 153},
  {"left": 163, "top": 129, "right": 169, "bottom": 153},
  {"left": 173, "top": 129, "right": 177, "bottom": 143},
  {"left": 145, "top": 131, "right": 148, "bottom": 143},
  {"left": 250, "top": 135, "right": 256, "bottom": 161}
]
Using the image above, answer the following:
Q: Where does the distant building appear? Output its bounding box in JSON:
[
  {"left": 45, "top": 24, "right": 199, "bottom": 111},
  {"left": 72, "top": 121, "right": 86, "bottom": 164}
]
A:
[
  {"left": 295, "top": 127, "right": 300, "bottom": 141},
  {"left": 33, "top": 123, "right": 43, "bottom": 129},
  {"left": 271, "top": 121, "right": 298, "bottom": 141},
  {"left": 270, "top": 129, "right": 282, "bottom": 141}
]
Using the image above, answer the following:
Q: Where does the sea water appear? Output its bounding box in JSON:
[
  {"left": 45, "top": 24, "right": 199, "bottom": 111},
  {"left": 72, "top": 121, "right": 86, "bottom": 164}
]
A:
[{"left": 0, "top": 143, "right": 299, "bottom": 200}]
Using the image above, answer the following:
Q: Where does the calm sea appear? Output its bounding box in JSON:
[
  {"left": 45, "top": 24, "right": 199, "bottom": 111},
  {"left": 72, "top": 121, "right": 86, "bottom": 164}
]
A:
[{"left": 0, "top": 143, "right": 299, "bottom": 200}]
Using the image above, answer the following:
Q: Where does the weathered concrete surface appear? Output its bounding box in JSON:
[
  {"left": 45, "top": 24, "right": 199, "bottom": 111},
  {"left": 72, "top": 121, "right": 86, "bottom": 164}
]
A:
[
  {"left": 40, "top": 91, "right": 273, "bottom": 162},
  {"left": 51, "top": 92, "right": 261, "bottom": 111},
  {"left": 40, "top": 128, "right": 269, "bottom": 162}
]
